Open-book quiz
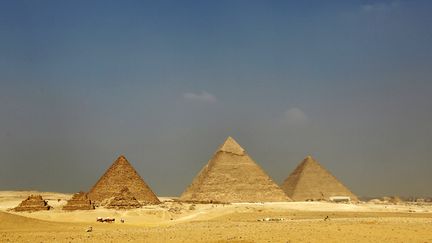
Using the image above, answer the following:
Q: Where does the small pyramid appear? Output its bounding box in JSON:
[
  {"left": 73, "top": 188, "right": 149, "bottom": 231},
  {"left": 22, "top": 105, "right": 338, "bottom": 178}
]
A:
[
  {"left": 13, "top": 195, "right": 51, "bottom": 212},
  {"left": 281, "top": 156, "right": 358, "bottom": 201},
  {"left": 63, "top": 192, "right": 94, "bottom": 211},
  {"left": 180, "top": 137, "right": 291, "bottom": 203},
  {"left": 87, "top": 155, "right": 160, "bottom": 204},
  {"left": 107, "top": 187, "right": 142, "bottom": 209}
]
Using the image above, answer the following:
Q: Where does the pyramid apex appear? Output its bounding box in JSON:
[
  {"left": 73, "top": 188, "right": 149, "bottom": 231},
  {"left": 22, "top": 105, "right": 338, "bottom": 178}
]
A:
[
  {"left": 115, "top": 155, "right": 129, "bottom": 162},
  {"left": 296, "top": 156, "right": 319, "bottom": 170},
  {"left": 304, "top": 155, "right": 316, "bottom": 162},
  {"left": 218, "top": 136, "right": 245, "bottom": 155}
]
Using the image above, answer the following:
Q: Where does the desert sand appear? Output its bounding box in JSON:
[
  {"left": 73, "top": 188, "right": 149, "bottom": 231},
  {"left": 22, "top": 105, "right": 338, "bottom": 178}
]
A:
[{"left": 1, "top": 191, "right": 432, "bottom": 242}]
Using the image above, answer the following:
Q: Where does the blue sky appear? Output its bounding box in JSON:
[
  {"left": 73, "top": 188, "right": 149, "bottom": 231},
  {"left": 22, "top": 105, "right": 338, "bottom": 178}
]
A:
[{"left": 1, "top": 0, "right": 431, "bottom": 197}]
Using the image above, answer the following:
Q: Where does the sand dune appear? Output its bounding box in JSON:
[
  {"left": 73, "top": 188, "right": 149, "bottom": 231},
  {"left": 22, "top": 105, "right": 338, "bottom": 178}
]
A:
[{"left": 1, "top": 191, "right": 432, "bottom": 242}]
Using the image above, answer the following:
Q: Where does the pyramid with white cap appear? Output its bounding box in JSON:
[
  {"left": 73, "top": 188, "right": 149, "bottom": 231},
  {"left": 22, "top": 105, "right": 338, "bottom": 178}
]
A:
[
  {"left": 87, "top": 155, "right": 160, "bottom": 204},
  {"left": 180, "top": 137, "right": 291, "bottom": 203},
  {"left": 281, "top": 156, "right": 358, "bottom": 201}
]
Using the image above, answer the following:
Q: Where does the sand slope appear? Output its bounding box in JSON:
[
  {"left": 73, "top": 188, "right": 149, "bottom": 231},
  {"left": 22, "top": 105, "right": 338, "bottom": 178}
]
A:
[{"left": 1, "top": 191, "right": 432, "bottom": 242}]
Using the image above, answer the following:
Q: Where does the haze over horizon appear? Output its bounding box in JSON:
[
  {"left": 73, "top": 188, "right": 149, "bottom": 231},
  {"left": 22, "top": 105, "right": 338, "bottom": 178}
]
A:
[{"left": 1, "top": 1, "right": 431, "bottom": 198}]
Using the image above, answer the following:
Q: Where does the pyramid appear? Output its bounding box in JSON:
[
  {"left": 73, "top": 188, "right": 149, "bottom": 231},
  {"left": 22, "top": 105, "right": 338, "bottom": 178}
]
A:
[
  {"left": 87, "top": 155, "right": 160, "bottom": 204},
  {"left": 281, "top": 156, "right": 358, "bottom": 201},
  {"left": 107, "top": 187, "right": 142, "bottom": 209},
  {"left": 180, "top": 137, "right": 291, "bottom": 203},
  {"left": 13, "top": 195, "right": 51, "bottom": 212},
  {"left": 63, "top": 192, "right": 94, "bottom": 211}
]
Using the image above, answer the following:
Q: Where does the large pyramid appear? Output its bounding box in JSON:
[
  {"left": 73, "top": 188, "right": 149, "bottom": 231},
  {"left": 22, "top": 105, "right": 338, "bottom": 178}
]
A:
[
  {"left": 180, "top": 137, "right": 291, "bottom": 203},
  {"left": 281, "top": 156, "right": 358, "bottom": 201},
  {"left": 87, "top": 155, "right": 160, "bottom": 204}
]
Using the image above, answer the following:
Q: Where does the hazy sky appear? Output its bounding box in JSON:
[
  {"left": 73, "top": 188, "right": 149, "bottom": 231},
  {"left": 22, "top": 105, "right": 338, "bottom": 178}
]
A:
[{"left": 1, "top": 1, "right": 431, "bottom": 197}]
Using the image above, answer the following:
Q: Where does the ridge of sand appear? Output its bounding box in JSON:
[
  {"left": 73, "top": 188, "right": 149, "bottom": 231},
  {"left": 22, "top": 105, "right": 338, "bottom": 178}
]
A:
[{"left": 2, "top": 191, "right": 432, "bottom": 242}]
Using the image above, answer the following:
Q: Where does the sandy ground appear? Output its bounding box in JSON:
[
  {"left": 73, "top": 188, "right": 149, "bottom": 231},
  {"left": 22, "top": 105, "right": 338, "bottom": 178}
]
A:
[{"left": 1, "top": 191, "right": 432, "bottom": 242}]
